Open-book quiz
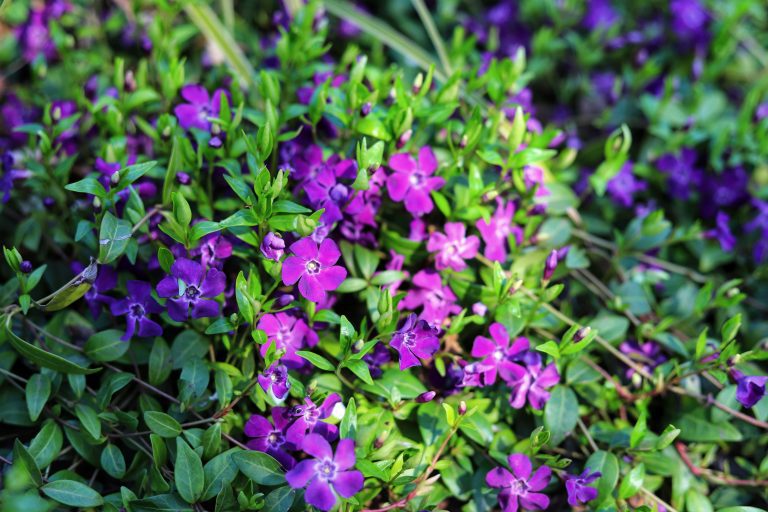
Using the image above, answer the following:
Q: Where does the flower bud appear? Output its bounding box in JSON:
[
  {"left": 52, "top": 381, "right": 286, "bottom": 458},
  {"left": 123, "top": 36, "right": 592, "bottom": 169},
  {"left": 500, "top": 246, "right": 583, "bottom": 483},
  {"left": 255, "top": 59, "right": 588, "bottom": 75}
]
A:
[
  {"left": 177, "top": 172, "right": 191, "bottom": 185},
  {"left": 260, "top": 232, "right": 285, "bottom": 261},
  {"left": 416, "top": 391, "right": 436, "bottom": 403},
  {"left": 125, "top": 70, "right": 137, "bottom": 92},
  {"left": 459, "top": 135, "right": 469, "bottom": 148},
  {"left": 543, "top": 249, "right": 559, "bottom": 281},
  {"left": 43, "top": 196, "right": 55, "bottom": 207},
  {"left": 528, "top": 204, "right": 546, "bottom": 216},
  {"left": 92, "top": 196, "right": 102, "bottom": 211},
  {"left": 20, "top": 260, "right": 32, "bottom": 274},
  {"left": 412, "top": 72, "right": 424, "bottom": 94},
  {"left": 110, "top": 171, "right": 120, "bottom": 185},
  {"left": 360, "top": 102, "right": 372, "bottom": 117},
  {"left": 211, "top": 122, "right": 222, "bottom": 135},
  {"left": 397, "top": 129, "right": 412, "bottom": 149},
  {"left": 573, "top": 326, "right": 591, "bottom": 343},
  {"left": 52, "top": 106, "right": 62, "bottom": 121},
  {"left": 458, "top": 401, "right": 467, "bottom": 416},
  {"left": 162, "top": 126, "right": 172, "bottom": 138}
]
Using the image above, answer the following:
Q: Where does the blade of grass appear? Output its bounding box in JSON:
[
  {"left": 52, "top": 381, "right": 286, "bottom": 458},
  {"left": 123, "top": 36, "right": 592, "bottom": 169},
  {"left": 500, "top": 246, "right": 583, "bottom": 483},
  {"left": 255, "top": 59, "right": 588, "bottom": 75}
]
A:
[
  {"left": 410, "top": 0, "right": 452, "bottom": 76},
  {"left": 184, "top": 2, "right": 256, "bottom": 88},
  {"left": 324, "top": 0, "right": 447, "bottom": 82}
]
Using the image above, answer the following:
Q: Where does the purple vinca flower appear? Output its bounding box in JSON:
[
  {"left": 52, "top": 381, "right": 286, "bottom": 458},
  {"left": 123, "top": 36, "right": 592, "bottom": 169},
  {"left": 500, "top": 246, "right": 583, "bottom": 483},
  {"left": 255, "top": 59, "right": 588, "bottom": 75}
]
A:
[
  {"left": 390, "top": 314, "right": 440, "bottom": 370},
  {"left": 564, "top": 468, "right": 601, "bottom": 507},
  {"left": 606, "top": 162, "right": 647, "bottom": 208},
  {"left": 194, "top": 233, "right": 233, "bottom": 269},
  {"left": 386, "top": 147, "right": 445, "bottom": 217},
  {"left": 156, "top": 258, "right": 226, "bottom": 322},
  {"left": 281, "top": 237, "right": 347, "bottom": 303},
  {"left": 276, "top": 394, "right": 342, "bottom": 446},
  {"left": 471, "top": 324, "right": 530, "bottom": 386},
  {"left": 257, "top": 312, "right": 318, "bottom": 369},
  {"left": 174, "top": 84, "right": 228, "bottom": 131},
  {"left": 286, "top": 434, "right": 364, "bottom": 512},
  {"left": 427, "top": 222, "right": 480, "bottom": 272},
  {"left": 258, "top": 362, "right": 291, "bottom": 400},
  {"left": 74, "top": 263, "right": 116, "bottom": 318},
  {"left": 400, "top": 269, "right": 461, "bottom": 327},
  {"left": 110, "top": 281, "right": 163, "bottom": 341},
  {"left": 732, "top": 370, "right": 768, "bottom": 408},
  {"left": 619, "top": 340, "right": 667, "bottom": 381},
  {"left": 0, "top": 151, "right": 32, "bottom": 203},
  {"left": 500, "top": 352, "right": 560, "bottom": 410},
  {"left": 244, "top": 410, "right": 296, "bottom": 469},
  {"left": 486, "top": 453, "right": 551, "bottom": 512},
  {"left": 304, "top": 166, "right": 351, "bottom": 224},
  {"left": 704, "top": 212, "right": 736, "bottom": 252},
  {"left": 656, "top": 149, "right": 702, "bottom": 201},
  {"left": 261, "top": 232, "right": 286, "bottom": 261},
  {"left": 476, "top": 198, "right": 523, "bottom": 262}
]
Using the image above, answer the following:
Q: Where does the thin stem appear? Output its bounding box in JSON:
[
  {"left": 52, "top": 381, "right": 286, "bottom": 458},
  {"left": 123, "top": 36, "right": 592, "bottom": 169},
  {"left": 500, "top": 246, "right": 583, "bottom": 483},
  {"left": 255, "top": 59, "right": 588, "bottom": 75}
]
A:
[
  {"left": 410, "top": 0, "right": 452, "bottom": 76},
  {"left": 577, "top": 418, "right": 598, "bottom": 452}
]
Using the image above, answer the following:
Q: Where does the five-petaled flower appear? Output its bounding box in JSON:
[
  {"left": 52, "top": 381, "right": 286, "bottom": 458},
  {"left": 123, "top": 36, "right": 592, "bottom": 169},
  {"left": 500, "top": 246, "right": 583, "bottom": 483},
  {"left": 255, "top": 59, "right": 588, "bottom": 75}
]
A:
[
  {"left": 564, "top": 468, "right": 601, "bottom": 507},
  {"left": 244, "top": 411, "right": 296, "bottom": 469},
  {"left": 281, "top": 237, "right": 347, "bottom": 303},
  {"left": 500, "top": 352, "right": 560, "bottom": 410},
  {"left": 156, "top": 258, "right": 226, "bottom": 322},
  {"left": 386, "top": 146, "right": 445, "bottom": 217},
  {"left": 258, "top": 362, "right": 291, "bottom": 400},
  {"left": 427, "top": 222, "right": 480, "bottom": 271},
  {"left": 174, "top": 84, "right": 228, "bottom": 131},
  {"left": 286, "top": 434, "right": 364, "bottom": 511},
  {"left": 390, "top": 314, "right": 440, "bottom": 370},
  {"left": 110, "top": 280, "right": 163, "bottom": 341},
  {"left": 471, "top": 323, "right": 529, "bottom": 386},
  {"left": 486, "top": 453, "right": 551, "bottom": 512},
  {"left": 257, "top": 312, "right": 318, "bottom": 369}
]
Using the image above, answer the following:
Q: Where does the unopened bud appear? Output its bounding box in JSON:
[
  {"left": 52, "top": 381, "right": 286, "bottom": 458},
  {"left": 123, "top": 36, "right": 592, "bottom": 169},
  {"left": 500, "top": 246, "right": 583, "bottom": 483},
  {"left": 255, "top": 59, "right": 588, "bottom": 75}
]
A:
[
  {"left": 125, "top": 70, "right": 137, "bottom": 92},
  {"left": 92, "top": 197, "right": 102, "bottom": 210},
  {"left": 110, "top": 171, "right": 120, "bottom": 185},
  {"left": 374, "top": 430, "right": 389, "bottom": 449},
  {"left": 510, "top": 279, "right": 523, "bottom": 295},
  {"left": 52, "top": 106, "right": 62, "bottom": 121},
  {"left": 412, "top": 73, "right": 424, "bottom": 94},
  {"left": 43, "top": 196, "right": 55, "bottom": 207},
  {"left": 573, "top": 326, "right": 591, "bottom": 343},
  {"left": 353, "top": 339, "right": 365, "bottom": 352},
  {"left": 211, "top": 123, "right": 222, "bottom": 135},
  {"left": 543, "top": 249, "right": 559, "bottom": 282},
  {"left": 20, "top": 260, "right": 32, "bottom": 274},
  {"left": 397, "top": 129, "right": 412, "bottom": 149},
  {"left": 360, "top": 102, "right": 372, "bottom": 117},
  {"left": 726, "top": 287, "right": 740, "bottom": 298},
  {"left": 162, "top": 126, "right": 172, "bottom": 138},
  {"left": 416, "top": 391, "right": 436, "bottom": 403},
  {"left": 528, "top": 204, "right": 546, "bottom": 216},
  {"left": 459, "top": 135, "right": 468, "bottom": 148},
  {"left": 177, "top": 172, "right": 191, "bottom": 185},
  {"left": 458, "top": 401, "right": 467, "bottom": 416}
]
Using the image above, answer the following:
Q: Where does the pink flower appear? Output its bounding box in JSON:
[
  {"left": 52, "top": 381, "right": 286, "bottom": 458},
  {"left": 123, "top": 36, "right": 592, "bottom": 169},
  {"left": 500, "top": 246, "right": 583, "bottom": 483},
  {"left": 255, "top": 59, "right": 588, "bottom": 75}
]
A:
[
  {"left": 427, "top": 222, "right": 480, "bottom": 271},
  {"left": 400, "top": 269, "right": 461, "bottom": 326},
  {"left": 476, "top": 198, "right": 523, "bottom": 262},
  {"left": 282, "top": 238, "right": 348, "bottom": 303},
  {"left": 471, "top": 324, "right": 529, "bottom": 385},
  {"left": 386, "top": 147, "right": 445, "bottom": 217}
]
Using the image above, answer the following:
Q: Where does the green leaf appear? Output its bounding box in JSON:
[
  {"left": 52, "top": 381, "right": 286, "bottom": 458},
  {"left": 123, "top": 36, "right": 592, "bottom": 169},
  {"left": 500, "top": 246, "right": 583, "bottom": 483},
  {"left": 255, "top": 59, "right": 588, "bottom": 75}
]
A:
[
  {"left": 130, "top": 494, "right": 193, "bottom": 512},
  {"left": 28, "top": 420, "right": 63, "bottom": 469},
  {"left": 340, "top": 398, "right": 357, "bottom": 439},
  {"left": 149, "top": 338, "right": 172, "bottom": 385},
  {"left": 13, "top": 439, "right": 42, "bottom": 487},
  {"left": 721, "top": 314, "right": 741, "bottom": 343},
  {"left": 630, "top": 410, "right": 647, "bottom": 449},
  {"left": 677, "top": 414, "right": 743, "bottom": 442},
  {"left": 655, "top": 424, "right": 681, "bottom": 449},
  {"left": 99, "top": 212, "right": 132, "bottom": 264},
  {"left": 144, "top": 411, "right": 182, "bottom": 438},
  {"left": 231, "top": 451, "right": 285, "bottom": 486},
  {"left": 5, "top": 320, "right": 99, "bottom": 375},
  {"left": 37, "top": 259, "right": 98, "bottom": 312},
  {"left": 75, "top": 403, "right": 102, "bottom": 440},
  {"left": 84, "top": 329, "right": 130, "bottom": 362},
  {"left": 544, "top": 386, "right": 578, "bottom": 445},
  {"left": 41, "top": 480, "right": 103, "bottom": 507},
  {"left": 585, "top": 450, "right": 619, "bottom": 503},
  {"left": 65, "top": 177, "right": 107, "bottom": 198},
  {"left": 685, "top": 490, "right": 713, "bottom": 512},
  {"left": 263, "top": 486, "right": 296, "bottom": 512},
  {"left": 202, "top": 451, "right": 238, "bottom": 501},
  {"left": 344, "top": 359, "right": 374, "bottom": 385},
  {"left": 618, "top": 463, "right": 645, "bottom": 499},
  {"left": 25, "top": 374, "right": 51, "bottom": 422},
  {"left": 101, "top": 443, "right": 127, "bottom": 479},
  {"left": 175, "top": 438, "right": 205, "bottom": 504},
  {"left": 296, "top": 350, "right": 336, "bottom": 371}
]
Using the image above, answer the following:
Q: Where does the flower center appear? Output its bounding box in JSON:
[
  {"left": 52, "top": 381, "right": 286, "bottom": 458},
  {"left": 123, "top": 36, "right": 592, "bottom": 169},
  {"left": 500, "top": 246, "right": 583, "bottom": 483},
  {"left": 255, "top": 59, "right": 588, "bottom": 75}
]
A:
[
  {"left": 510, "top": 478, "right": 529, "bottom": 495},
  {"left": 185, "top": 285, "right": 201, "bottom": 301},
  {"left": 266, "top": 431, "right": 284, "bottom": 447},
  {"left": 402, "top": 331, "right": 416, "bottom": 347},
  {"left": 409, "top": 172, "right": 425, "bottom": 187},
  {"left": 329, "top": 183, "right": 349, "bottom": 202},
  {"left": 316, "top": 459, "right": 337, "bottom": 481},
  {"left": 130, "top": 303, "right": 145, "bottom": 317},
  {"left": 305, "top": 260, "right": 321, "bottom": 274},
  {"left": 493, "top": 348, "right": 505, "bottom": 361}
]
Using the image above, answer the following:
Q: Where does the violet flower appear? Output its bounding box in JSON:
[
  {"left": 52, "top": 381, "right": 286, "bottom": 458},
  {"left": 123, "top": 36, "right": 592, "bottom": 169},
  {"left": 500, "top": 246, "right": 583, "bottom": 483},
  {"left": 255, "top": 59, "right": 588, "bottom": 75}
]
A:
[
  {"left": 257, "top": 312, "right": 318, "bottom": 369},
  {"left": 704, "top": 212, "right": 736, "bottom": 252},
  {"left": 606, "top": 162, "right": 647, "bottom": 208},
  {"left": 110, "top": 281, "right": 163, "bottom": 341},
  {"left": 281, "top": 237, "right": 347, "bottom": 303},
  {"left": 390, "top": 314, "right": 440, "bottom": 370},
  {"left": 400, "top": 269, "right": 461, "bottom": 327},
  {"left": 486, "top": 453, "right": 551, "bottom": 512},
  {"left": 619, "top": 340, "right": 667, "bottom": 380},
  {"left": 500, "top": 352, "right": 560, "bottom": 410},
  {"left": 275, "top": 394, "right": 342, "bottom": 446},
  {"left": 471, "top": 324, "right": 530, "bottom": 385},
  {"left": 360, "top": 342, "right": 391, "bottom": 378},
  {"left": 174, "top": 84, "right": 228, "bottom": 131},
  {"left": 656, "top": 149, "right": 702, "bottom": 200},
  {"left": 427, "top": 222, "right": 480, "bottom": 272},
  {"left": 156, "top": 258, "right": 226, "bottom": 322},
  {"left": 476, "top": 198, "right": 523, "bottom": 262},
  {"left": 732, "top": 370, "right": 768, "bottom": 408},
  {"left": 258, "top": 362, "right": 291, "bottom": 400},
  {"left": 304, "top": 166, "right": 352, "bottom": 224},
  {"left": 564, "top": 468, "right": 601, "bottom": 507},
  {"left": 244, "top": 411, "right": 296, "bottom": 469},
  {"left": 386, "top": 147, "right": 445, "bottom": 217},
  {"left": 261, "top": 232, "right": 286, "bottom": 261},
  {"left": 83, "top": 264, "right": 117, "bottom": 318},
  {"left": 286, "top": 434, "right": 363, "bottom": 511},
  {"left": 0, "top": 151, "right": 32, "bottom": 203},
  {"left": 195, "top": 233, "right": 233, "bottom": 269}
]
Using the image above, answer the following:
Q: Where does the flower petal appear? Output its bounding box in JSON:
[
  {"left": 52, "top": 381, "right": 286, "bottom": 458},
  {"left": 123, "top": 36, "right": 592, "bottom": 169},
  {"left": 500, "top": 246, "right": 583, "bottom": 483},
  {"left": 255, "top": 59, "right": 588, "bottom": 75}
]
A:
[
  {"left": 305, "top": 477, "right": 336, "bottom": 511},
  {"left": 302, "top": 433, "right": 333, "bottom": 460},
  {"left": 317, "top": 238, "right": 341, "bottom": 266},
  {"left": 333, "top": 470, "right": 363, "bottom": 498},
  {"left": 156, "top": 276, "right": 180, "bottom": 298},
  {"left": 200, "top": 268, "right": 226, "bottom": 297},
  {"left": 472, "top": 336, "right": 496, "bottom": 358},
  {"left": 191, "top": 299, "right": 219, "bottom": 319},
  {"left": 282, "top": 256, "right": 306, "bottom": 285},
  {"left": 486, "top": 467, "right": 513, "bottom": 488},
  {"left": 418, "top": 146, "right": 438, "bottom": 174},
  {"left": 507, "top": 453, "right": 532, "bottom": 480},
  {"left": 171, "top": 258, "right": 205, "bottom": 286},
  {"left": 316, "top": 266, "right": 347, "bottom": 292},
  {"left": 298, "top": 275, "right": 327, "bottom": 303},
  {"left": 527, "top": 465, "right": 552, "bottom": 491},
  {"left": 285, "top": 460, "right": 316, "bottom": 489},
  {"left": 388, "top": 153, "right": 416, "bottom": 174},
  {"left": 290, "top": 237, "right": 319, "bottom": 260},
  {"left": 333, "top": 439, "right": 356, "bottom": 470},
  {"left": 386, "top": 172, "right": 410, "bottom": 202}
]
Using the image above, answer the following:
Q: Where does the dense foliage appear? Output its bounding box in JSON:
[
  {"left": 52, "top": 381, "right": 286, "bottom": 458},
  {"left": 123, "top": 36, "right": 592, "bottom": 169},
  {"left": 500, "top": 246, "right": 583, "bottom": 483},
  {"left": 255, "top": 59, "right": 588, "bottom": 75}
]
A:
[{"left": 1, "top": 1, "right": 767, "bottom": 511}]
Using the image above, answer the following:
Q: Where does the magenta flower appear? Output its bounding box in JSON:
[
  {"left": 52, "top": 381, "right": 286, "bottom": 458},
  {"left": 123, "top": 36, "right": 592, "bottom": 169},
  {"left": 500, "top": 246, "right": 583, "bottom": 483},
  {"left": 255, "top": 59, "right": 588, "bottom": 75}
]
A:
[
  {"left": 261, "top": 232, "right": 286, "bottom": 261},
  {"left": 400, "top": 269, "right": 461, "bottom": 326},
  {"left": 156, "top": 258, "right": 226, "bottom": 322},
  {"left": 476, "top": 198, "right": 523, "bottom": 262},
  {"left": 304, "top": 166, "right": 351, "bottom": 224},
  {"left": 257, "top": 313, "right": 318, "bottom": 369},
  {"left": 427, "top": 222, "right": 480, "bottom": 272},
  {"left": 471, "top": 324, "right": 530, "bottom": 385},
  {"left": 500, "top": 352, "right": 560, "bottom": 409},
  {"left": 281, "top": 238, "right": 347, "bottom": 303},
  {"left": 486, "top": 453, "right": 551, "bottom": 512},
  {"left": 195, "top": 233, "right": 233, "bottom": 269},
  {"left": 174, "top": 84, "right": 228, "bottom": 131},
  {"left": 110, "top": 281, "right": 163, "bottom": 341},
  {"left": 564, "top": 468, "right": 601, "bottom": 507},
  {"left": 386, "top": 147, "right": 445, "bottom": 217},
  {"left": 244, "top": 411, "right": 296, "bottom": 469},
  {"left": 286, "top": 434, "right": 364, "bottom": 511},
  {"left": 390, "top": 314, "right": 440, "bottom": 370},
  {"left": 275, "top": 394, "right": 342, "bottom": 446},
  {"left": 258, "top": 362, "right": 291, "bottom": 400}
]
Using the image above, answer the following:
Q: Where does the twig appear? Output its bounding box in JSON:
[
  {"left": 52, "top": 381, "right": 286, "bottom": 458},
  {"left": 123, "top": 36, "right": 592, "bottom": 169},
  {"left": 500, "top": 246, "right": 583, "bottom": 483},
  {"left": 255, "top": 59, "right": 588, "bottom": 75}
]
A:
[{"left": 676, "top": 442, "right": 768, "bottom": 487}]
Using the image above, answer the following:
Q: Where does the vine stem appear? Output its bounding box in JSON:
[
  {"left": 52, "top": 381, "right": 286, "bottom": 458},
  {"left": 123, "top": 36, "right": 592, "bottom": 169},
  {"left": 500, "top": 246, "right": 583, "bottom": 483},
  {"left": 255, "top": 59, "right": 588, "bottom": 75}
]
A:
[{"left": 675, "top": 442, "right": 768, "bottom": 487}]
